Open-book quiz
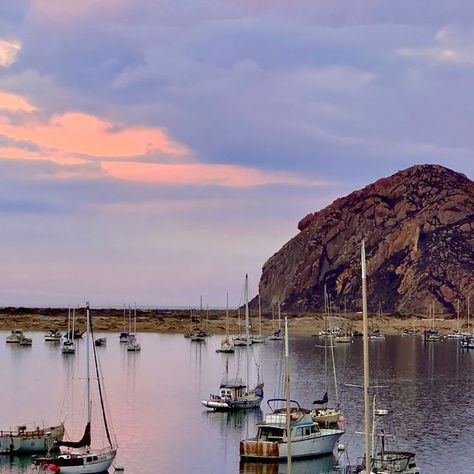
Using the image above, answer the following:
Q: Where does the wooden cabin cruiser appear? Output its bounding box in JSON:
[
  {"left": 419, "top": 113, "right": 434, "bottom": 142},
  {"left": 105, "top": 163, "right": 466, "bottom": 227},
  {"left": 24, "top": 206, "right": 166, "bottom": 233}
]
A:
[
  {"left": 240, "top": 399, "right": 344, "bottom": 461},
  {"left": 202, "top": 377, "right": 264, "bottom": 411},
  {"left": 0, "top": 423, "right": 64, "bottom": 454}
]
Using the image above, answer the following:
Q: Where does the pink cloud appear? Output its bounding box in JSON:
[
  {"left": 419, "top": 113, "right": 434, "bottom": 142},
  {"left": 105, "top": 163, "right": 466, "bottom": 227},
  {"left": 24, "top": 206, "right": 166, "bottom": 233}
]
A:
[
  {"left": 0, "top": 91, "right": 316, "bottom": 188},
  {"left": 0, "top": 112, "right": 188, "bottom": 159},
  {"left": 0, "top": 92, "right": 37, "bottom": 113},
  {"left": 102, "top": 161, "right": 314, "bottom": 187}
]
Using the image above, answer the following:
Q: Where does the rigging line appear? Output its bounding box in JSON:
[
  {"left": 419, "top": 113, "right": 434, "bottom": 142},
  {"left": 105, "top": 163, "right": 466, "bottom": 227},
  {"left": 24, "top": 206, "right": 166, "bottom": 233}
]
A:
[{"left": 89, "top": 309, "right": 113, "bottom": 448}]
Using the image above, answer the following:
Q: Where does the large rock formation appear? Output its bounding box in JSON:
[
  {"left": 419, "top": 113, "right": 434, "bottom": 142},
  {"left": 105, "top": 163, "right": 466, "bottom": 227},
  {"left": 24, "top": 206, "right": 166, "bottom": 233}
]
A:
[{"left": 259, "top": 164, "right": 474, "bottom": 316}]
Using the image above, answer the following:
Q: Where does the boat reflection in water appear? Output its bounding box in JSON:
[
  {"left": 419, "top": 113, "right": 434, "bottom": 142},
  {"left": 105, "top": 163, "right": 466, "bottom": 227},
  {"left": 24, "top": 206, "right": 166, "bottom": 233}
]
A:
[
  {"left": 0, "top": 454, "right": 34, "bottom": 473},
  {"left": 240, "top": 454, "right": 338, "bottom": 473}
]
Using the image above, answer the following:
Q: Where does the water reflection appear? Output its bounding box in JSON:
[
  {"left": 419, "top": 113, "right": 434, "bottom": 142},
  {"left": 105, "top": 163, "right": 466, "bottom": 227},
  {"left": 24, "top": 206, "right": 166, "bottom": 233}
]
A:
[
  {"left": 0, "top": 332, "right": 473, "bottom": 473},
  {"left": 240, "top": 454, "right": 338, "bottom": 474},
  {"left": 0, "top": 455, "right": 33, "bottom": 472}
]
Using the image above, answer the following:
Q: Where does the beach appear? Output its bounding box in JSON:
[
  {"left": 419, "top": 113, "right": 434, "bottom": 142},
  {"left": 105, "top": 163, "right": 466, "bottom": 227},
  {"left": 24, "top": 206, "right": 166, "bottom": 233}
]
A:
[{"left": 0, "top": 307, "right": 466, "bottom": 336}]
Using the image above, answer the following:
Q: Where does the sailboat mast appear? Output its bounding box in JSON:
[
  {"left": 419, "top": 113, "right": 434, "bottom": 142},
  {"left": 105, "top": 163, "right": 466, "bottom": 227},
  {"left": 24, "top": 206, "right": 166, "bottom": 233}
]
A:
[
  {"left": 284, "top": 316, "right": 292, "bottom": 473},
  {"left": 226, "top": 292, "right": 229, "bottom": 338},
  {"left": 134, "top": 303, "right": 137, "bottom": 334},
  {"left": 324, "top": 285, "right": 328, "bottom": 394},
  {"left": 123, "top": 304, "right": 126, "bottom": 333},
  {"left": 245, "top": 274, "right": 250, "bottom": 392},
  {"left": 258, "top": 294, "right": 262, "bottom": 337},
  {"left": 457, "top": 299, "right": 460, "bottom": 332},
  {"left": 278, "top": 301, "right": 281, "bottom": 331},
  {"left": 72, "top": 308, "right": 75, "bottom": 343},
  {"left": 86, "top": 303, "right": 92, "bottom": 430},
  {"left": 330, "top": 334, "right": 339, "bottom": 407},
  {"left": 361, "top": 241, "right": 371, "bottom": 473},
  {"left": 468, "top": 296, "right": 471, "bottom": 334},
  {"left": 67, "top": 308, "right": 71, "bottom": 341}
]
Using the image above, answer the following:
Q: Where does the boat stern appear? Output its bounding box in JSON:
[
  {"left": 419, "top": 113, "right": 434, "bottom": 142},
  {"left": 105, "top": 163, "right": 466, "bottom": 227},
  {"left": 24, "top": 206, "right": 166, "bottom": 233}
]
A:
[{"left": 240, "top": 439, "right": 279, "bottom": 460}]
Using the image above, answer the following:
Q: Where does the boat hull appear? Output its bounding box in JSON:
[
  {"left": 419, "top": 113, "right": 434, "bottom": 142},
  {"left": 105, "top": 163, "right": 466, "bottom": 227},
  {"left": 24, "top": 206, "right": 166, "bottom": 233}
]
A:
[
  {"left": 35, "top": 449, "right": 116, "bottom": 473},
  {"left": 0, "top": 424, "right": 64, "bottom": 454},
  {"left": 240, "top": 429, "right": 344, "bottom": 461},
  {"left": 202, "top": 396, "right": 262, "bottom": 411}
]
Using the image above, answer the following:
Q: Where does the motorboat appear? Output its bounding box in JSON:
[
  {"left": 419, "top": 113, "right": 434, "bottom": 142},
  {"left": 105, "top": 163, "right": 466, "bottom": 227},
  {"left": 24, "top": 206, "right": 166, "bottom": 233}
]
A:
[
  {"left": 0, "top": 423, "right": 64, "bottom": 454},
  {"left": 44, "top": 329, "right": 62, "bottom": 342}
]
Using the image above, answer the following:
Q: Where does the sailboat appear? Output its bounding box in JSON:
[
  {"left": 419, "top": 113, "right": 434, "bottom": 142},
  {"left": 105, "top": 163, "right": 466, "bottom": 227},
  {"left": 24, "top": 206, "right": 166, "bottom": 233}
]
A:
[
  {"left": 191, "top": 296, "right": 209, "bottom": 342},
  {"left": 312, "top": 288, "right": 343, "bottom": 428},
  {"left": 216, "top": 293, "right": 235, "bottom": 353},
  {"left": 61, "top": 308, "right": 76, "bottom": 354},
  {"left": 423, "top": 302, "right": 442, "bottom": 342},
  {"left": 447, "top": 300, "right": 463, "bottom": 339},
  {"left": 202, "top": 275, "right": 264, "bottom": 410},
  {"left": 351, "top": 241, "right": 420, "bottom": 474},
  {"left": 127, "top": 304, "right": 141, "bottom": 352},
  {"left": 34, "top": 303, "right": 117, "bottom": 473},
  {"left": 233, "top": 302, "right": 252, "bottom": 347},
  {"left": 240, "top": 317, "right": 344, "bottom": 461},
  {"left": 461, "top": 296, "right": 474, "bottom": 349},
  {"left": 251, "top": 295, "right": 266, "bottom": 344},
  {"left": 119, "top": 304, "right": 130, "bottom": 342},
  {"left": 369, "top": 303, "right": 385, "bottom": 340},
  {"left": 334, "top": 298, "right": 353, "bottom": 343},
  {"left": 269, "top": 302, "right": 283, "bottom": 341}
]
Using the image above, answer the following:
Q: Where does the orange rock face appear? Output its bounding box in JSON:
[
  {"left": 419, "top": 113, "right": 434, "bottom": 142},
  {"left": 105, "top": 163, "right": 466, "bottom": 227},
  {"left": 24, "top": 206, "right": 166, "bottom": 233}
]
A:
[{"left": 259, "top": 164, "right": 474, "bottom": 315}]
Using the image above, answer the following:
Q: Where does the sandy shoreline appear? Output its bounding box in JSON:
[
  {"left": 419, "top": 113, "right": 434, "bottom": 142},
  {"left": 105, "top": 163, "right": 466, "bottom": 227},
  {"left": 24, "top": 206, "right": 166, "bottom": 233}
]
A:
[{"left": 0, "top": 308, "right": 467, "bottom": 336}]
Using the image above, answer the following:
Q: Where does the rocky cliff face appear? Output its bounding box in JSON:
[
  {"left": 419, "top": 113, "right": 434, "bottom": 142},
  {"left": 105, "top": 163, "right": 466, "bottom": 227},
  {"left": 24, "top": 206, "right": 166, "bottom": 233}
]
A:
[{"left": 259, "top": 164, "right": 474, "bottom": 315}]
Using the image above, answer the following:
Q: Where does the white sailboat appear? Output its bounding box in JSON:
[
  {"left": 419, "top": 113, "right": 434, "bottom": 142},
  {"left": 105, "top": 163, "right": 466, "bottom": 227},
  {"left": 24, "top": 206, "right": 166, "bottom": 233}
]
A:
[
  {"left": 461, "top": 296, "right": 474, "bottom": 349},
  {"left": 269, "top": 302, "right": 283, "bottom": 341},
  {"left": 216, "top": 293, "right": 235, "bottom": 353},
  {"left": 352, "top": 241, "right": 420, "bottom": 474},
  {"left": 423, "top": 302, "right": 442, "bottom": 342},
  {"left": 447, "top": 300, "right": 462, "bottom": 339},
  {"left": 202, "top": 274, "right": 264, "bottom": 410},
  {"left": 127, "top": 304, "right": 141, "bottom": 352},
  {"left": 61, "top": 308, "right": 76, "bottom": 354},
  {"left": 34, "top": 303, "right": 117, "bottom": 473},
  {"left": 240, "top": 317, "right": 344, "bottom": 461},
  {"left": 119, "top": 304, "right": 130, "bottom": 342}
]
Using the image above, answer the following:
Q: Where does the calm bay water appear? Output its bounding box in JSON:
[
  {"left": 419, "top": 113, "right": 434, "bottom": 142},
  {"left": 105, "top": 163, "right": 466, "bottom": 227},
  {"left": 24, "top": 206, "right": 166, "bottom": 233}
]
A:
[{"left": 0, "top": 330, "right": 473, "bottom": 473}]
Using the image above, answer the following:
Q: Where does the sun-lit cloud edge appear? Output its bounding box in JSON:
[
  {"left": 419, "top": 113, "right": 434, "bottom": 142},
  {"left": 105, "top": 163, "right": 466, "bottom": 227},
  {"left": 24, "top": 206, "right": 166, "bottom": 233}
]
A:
[
  {"left": 101, "top": 161, "right": 324, "bottom": 188},
  {"left": 0, "top": 39, "right": 21, "bottom": 68},
  {"left": 0, "top": 90, "right": 320, "bottom": 188},
  {"left": 398, "top": 26, "right": 474, "bottom": 65}
]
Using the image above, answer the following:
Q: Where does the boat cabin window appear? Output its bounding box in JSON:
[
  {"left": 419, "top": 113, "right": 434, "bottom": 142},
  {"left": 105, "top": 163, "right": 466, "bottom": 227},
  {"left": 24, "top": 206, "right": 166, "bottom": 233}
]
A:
[
  {"left": 311, "top": 425, "right": 319, "bottom": 434},
  {"left": 258, "top": 426, "right": 284, "bottom": 441},
  {"left": 86, "top": 456, "right": 93, "bottom": 462}
]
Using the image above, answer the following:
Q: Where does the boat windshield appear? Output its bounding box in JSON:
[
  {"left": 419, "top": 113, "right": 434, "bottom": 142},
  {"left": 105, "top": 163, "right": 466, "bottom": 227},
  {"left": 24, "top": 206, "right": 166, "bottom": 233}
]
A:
[{"left": 257, "top": 426, "right": 284, "bottom": 441}]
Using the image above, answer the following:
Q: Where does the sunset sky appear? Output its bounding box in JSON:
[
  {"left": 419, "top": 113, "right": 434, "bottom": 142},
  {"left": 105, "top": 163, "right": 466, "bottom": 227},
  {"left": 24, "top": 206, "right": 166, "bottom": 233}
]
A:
[{"left": 1, "top": 1, "right": 474, "bottom": 307}]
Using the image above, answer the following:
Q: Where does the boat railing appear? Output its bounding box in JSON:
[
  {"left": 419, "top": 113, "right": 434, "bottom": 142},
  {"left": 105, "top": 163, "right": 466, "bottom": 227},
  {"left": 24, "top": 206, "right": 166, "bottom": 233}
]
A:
[{"left": 266, "top": 398, "right": 302, "bottom": 411}]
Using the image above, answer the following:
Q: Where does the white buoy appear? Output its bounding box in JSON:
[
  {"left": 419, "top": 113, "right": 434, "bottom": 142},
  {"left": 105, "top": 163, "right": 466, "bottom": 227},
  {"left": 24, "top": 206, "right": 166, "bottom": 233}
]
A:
[{"left": 337, "top": 442, "right": 345, "bottom": 451}]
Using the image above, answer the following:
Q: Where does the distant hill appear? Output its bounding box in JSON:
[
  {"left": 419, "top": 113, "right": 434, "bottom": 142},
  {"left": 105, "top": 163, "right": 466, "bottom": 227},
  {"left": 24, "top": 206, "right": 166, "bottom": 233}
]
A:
[{"left": 258, "top": 164, "right": 474, "bottom": 316}]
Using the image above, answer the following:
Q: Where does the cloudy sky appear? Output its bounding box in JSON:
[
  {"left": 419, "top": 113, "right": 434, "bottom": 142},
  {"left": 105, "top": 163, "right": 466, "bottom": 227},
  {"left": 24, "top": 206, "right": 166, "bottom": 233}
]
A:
[{"left": 1, "top": 1, "right": 473, "bottom": 307}]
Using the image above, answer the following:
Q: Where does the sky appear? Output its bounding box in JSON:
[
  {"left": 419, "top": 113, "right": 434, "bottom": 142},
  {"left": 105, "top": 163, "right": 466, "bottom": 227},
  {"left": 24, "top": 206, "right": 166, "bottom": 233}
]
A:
[{"left": 1, "top": 0, "right": 474, "bottom": 307}]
